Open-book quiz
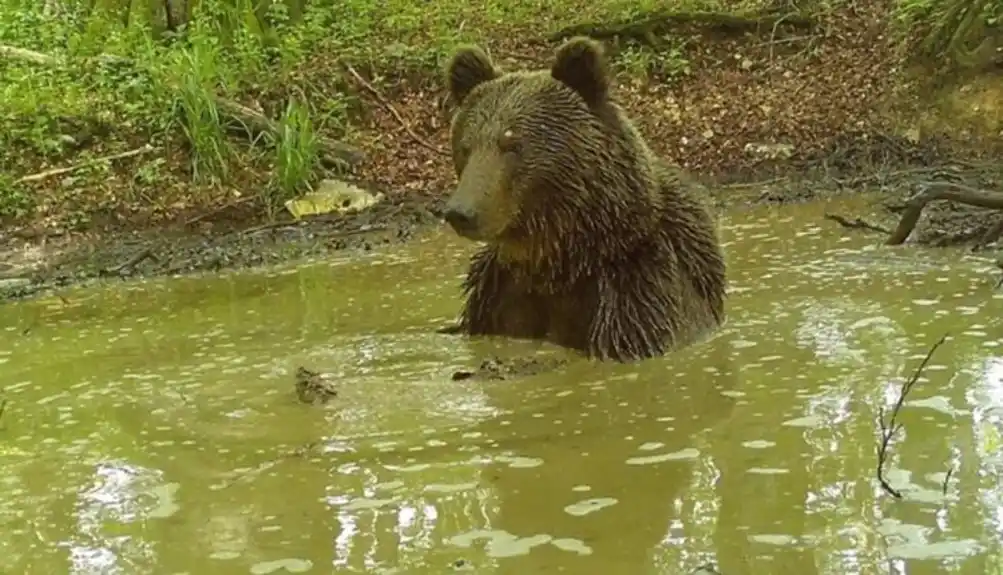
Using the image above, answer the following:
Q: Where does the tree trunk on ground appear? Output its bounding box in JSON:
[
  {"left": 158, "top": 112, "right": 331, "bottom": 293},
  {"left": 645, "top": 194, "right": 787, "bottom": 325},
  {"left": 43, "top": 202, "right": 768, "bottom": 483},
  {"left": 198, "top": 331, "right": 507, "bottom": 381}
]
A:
[{"left": 886, "top": 183, "right": 1003, "bottom": 245}]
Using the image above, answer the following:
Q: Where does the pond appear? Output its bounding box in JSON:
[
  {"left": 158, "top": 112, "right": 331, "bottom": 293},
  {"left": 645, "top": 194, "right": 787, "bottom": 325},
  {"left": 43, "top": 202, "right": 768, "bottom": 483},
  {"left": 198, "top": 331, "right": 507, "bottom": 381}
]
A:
[{"left": 2, "top": 194, "right": 1003, "bottom": 574}]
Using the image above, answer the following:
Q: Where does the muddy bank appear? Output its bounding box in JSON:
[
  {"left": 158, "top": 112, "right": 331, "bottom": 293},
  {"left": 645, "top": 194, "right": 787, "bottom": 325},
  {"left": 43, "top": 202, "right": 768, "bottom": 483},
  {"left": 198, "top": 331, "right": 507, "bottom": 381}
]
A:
[
  {"left": 2, "top": 127, "right": 1001, "bottom": 304},
  {"left": 0, "top": 192, "right": 445, "bottom": 301}
]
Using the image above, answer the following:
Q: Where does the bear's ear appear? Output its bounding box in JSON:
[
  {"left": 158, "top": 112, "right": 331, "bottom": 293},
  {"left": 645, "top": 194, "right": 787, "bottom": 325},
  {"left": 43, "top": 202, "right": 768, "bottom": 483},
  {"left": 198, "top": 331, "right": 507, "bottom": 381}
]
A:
[
  {"left": 446, "top": 46, "right": 499, "bottom": 105},
  {"left": 551, "top": 36, "right": 609, "bottom": 108}
]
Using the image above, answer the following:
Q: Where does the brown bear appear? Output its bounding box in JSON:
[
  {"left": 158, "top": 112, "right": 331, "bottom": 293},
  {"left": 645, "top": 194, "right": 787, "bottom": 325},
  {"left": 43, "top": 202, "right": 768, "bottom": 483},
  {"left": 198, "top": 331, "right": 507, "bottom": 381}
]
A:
[{"left": 440, "top": 36, "right": 727, "bottom": 362}]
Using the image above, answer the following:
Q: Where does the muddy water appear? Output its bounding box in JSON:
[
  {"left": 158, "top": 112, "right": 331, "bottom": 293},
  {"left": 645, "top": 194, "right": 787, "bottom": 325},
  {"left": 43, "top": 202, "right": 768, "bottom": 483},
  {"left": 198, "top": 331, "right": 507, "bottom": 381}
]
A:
[{"left": 3, "top": 196, "right": 1003, "bottom": 575}]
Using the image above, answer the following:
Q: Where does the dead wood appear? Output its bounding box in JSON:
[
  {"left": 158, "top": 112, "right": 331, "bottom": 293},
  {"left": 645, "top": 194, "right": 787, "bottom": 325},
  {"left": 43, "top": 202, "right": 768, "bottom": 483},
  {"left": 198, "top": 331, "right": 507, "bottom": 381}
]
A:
[
  {"left": 876, "top": 334, "right": 948, "bottom": 499},
  {"left": 886, "top": 182, "right": 1003, "bottom": 245},
  {"left": 17, "top": 145, "right": 155, "bottom": 184},
  {"left": 215, "top": 99, "right": 363, "bottom": 169},
  {"left": 824, "top": 213, "right": 891, "bottom": 235},
  {"left": 548, "top": 9, "right": 815, "bottom": 43},
  {"left": 343, "top": 64, "right": 447, "bottom": 156}
]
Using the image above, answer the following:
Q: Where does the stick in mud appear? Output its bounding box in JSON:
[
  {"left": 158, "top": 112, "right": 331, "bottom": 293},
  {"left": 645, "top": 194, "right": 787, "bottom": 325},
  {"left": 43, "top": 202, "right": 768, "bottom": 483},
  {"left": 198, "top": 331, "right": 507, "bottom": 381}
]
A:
[
  {"left": 0, "top": 398, "right": 7, "bottom": 425},
  {"left": 876, "top": 334, "right": 948, "bottom": 499},
  {"left": 824, "top": 213, "right": 891, "bottom": 235}
]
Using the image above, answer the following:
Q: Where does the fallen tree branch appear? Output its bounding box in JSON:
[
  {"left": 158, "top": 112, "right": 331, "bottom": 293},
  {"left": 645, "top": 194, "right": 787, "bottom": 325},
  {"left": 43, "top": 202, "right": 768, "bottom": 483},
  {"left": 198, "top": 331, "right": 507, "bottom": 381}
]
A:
[
  {"left": 215, "top": 99, "right": 363, "bottom": 169},
  {"left": 17, "top": 145, "right": 155, "bottom": 184},
  {"left": 1, "top": 45, "right": 59, "bottom": 65},
  {"left": 343, "top": 64, "right": 448, "bottom": 156},
  {"left": 824, "top": 213, "right": 891, "bottom": 235},
  {"left": 548, "top": 9, "right": 815, "bottom": 43},
  {"left": 2, "top": 43, "right": 365, "bottom": 169},
  {"left": 886, "top": 183, "right": 1003, "bottom": 245},
  {"left": 101, "top": 247, "right": 155, "bottom": 276},
  {"left": 876, "top": 334, "right": 948, "bottom": 499}
]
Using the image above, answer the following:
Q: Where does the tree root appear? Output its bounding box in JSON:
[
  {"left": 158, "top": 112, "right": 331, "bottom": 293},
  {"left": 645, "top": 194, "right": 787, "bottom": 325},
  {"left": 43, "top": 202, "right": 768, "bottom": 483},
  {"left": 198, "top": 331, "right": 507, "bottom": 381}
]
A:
[
  {"left": 548, "top": 9, "right": 815, "bottom": 43},
  {"left": 886, "top": 182, "right": 1003, "bottom": 245}
]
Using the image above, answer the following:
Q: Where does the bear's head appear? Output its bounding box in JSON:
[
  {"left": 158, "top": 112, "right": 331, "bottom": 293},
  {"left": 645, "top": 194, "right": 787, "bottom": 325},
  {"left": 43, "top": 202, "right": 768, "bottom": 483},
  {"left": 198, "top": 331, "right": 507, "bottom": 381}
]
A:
[{"left": 441, "top": 37, "right": 650, "bottom": 251}]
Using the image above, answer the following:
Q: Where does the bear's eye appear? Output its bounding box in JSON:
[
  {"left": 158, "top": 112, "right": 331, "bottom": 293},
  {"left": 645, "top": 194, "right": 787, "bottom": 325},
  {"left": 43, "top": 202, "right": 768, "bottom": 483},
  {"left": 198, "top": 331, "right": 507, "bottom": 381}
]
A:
[{"left": 498, "top": 129, "right": 521, "bottom": 154}]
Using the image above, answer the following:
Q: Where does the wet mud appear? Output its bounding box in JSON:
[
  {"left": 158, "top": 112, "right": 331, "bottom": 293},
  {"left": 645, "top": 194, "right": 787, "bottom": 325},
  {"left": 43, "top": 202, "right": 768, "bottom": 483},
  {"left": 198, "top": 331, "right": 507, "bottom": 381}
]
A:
[{"left": 0, "top": 193, "right": 445, "bottom": 301}]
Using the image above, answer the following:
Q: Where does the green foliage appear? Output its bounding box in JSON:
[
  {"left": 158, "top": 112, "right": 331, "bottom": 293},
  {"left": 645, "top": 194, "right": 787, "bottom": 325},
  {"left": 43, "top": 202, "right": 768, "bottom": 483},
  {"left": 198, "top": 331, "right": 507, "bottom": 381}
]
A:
[
  {"left": 614, "top": 39, "right": 692, "bottom": 82},
  {"left": 0, "top": 175, "right": 34, "bottom": 219},
  {"left": 175, "top": 41, "right": 230, "bottom": 184},
  {"left": 892, "top": 0, "right": 1003, "bottom": 68},
  {"left": 266, "top": 99, "right": 319, "bottom": 219}
]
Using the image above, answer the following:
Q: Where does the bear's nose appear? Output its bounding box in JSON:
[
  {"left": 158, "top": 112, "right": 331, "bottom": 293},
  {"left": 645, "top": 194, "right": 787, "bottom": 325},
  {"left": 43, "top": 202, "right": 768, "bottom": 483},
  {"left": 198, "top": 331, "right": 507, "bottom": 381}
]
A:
[{"left": 444, "top": 206, "right": 479, "bottom": 235}]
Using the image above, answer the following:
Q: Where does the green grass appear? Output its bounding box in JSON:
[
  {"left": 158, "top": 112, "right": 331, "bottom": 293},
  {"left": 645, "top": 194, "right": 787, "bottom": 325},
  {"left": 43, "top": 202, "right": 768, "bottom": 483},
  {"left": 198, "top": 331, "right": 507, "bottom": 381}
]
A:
[{"left": 269, "top": 99, "right": 320, "bottom": 219}]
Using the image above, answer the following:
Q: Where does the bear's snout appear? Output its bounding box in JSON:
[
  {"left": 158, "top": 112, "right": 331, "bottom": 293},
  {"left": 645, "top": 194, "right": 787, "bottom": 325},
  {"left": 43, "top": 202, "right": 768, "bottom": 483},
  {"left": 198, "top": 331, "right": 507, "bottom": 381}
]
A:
[{"left": 443, "top": 201, "right": 480, "bottom": 238}]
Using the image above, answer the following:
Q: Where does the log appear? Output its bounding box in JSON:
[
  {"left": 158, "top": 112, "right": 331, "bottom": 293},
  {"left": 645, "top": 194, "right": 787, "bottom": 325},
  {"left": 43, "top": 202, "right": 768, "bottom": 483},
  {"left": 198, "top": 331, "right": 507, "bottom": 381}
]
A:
[
  {"left": 548, "top": 9, "right": 815, "bottom": 43},
  {"left": 886, "top": 183, "right": 1003, "bottom": 245},
  {"left": 215, "top": 99, "right": 364, "bottom": 168}
]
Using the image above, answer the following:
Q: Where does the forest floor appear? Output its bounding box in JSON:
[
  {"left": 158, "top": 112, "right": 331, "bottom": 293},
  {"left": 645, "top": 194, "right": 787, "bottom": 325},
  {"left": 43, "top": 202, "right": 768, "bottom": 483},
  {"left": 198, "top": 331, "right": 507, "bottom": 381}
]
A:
[{"left": 2, "top": 0, "right": 1001, "bottom": 301}]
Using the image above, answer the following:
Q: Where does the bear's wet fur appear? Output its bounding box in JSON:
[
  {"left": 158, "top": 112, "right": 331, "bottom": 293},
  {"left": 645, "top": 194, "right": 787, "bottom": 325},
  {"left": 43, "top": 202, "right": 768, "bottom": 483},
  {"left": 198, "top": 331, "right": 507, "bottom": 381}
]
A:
[{"left": 441, "top": 37, "right": 727, "bottom": 362}]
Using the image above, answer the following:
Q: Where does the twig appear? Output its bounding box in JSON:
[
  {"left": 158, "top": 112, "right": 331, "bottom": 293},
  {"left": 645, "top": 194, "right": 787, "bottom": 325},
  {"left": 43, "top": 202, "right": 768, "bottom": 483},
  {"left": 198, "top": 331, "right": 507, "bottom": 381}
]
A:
[
  {"left": 240, "top": 217, "right": 389, "bottom": 237},
  {"left": 824, "top": 213, "right": 891, "bottom": 234},
  {"left": 0, "top": 44, "right": 59, "bottom": 65},
  {"left": 721, "top": 176, "right": 789, "bottom": 189},
  {"left": 343, "top": 64, "right": 448, "bottom": 156},
  {"left": 217, "top": 441, "right": 319, "bottom": 489},
  {"left": 876, "top": 334, "right": 948, "bottom": 499},
  {"left": 103, "top": 247, "right": 155, "bottom": 276},
  {"left": 0, "top": 398, "right": 6, "bottom": 423},
  {"left": 183, "top": 196, "right": 254, "bottom": 226},
  {"left": 942, "top": 466, "right": 953, "bottom": 495},
  {"left": 17, "top": 145, "right": 155, "bottom": 184}
]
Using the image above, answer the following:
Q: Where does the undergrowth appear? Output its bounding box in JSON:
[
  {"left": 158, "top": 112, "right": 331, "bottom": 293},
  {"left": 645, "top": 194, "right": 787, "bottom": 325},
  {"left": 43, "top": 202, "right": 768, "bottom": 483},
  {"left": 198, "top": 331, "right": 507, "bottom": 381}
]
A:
[
  {"left": 0, "top": 0, "right": 987, "bottom": 227},
  {"left": 891, "top": 0, "right": 1002, "bottom": 69}
]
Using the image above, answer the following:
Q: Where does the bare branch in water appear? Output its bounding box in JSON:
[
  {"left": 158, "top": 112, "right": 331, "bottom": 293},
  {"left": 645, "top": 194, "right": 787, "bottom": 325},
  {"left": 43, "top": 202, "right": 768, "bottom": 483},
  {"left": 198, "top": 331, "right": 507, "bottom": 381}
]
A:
[{"left": 876, "top": 334, "right": 948, "bottom": 499}]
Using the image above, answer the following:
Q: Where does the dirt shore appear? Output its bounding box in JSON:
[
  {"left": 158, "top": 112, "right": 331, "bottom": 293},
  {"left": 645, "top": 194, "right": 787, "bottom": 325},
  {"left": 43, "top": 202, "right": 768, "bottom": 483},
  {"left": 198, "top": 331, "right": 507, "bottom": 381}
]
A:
[{"left": 3, "top": 153, "right": 999, "bottom": 304}]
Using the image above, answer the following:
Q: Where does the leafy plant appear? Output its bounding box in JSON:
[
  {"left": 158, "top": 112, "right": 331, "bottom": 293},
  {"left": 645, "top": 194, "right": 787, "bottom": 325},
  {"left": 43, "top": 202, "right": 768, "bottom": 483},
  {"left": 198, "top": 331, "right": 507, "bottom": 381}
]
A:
[{"left": 266, "top": 98, "right": 319, "bottom": 219}]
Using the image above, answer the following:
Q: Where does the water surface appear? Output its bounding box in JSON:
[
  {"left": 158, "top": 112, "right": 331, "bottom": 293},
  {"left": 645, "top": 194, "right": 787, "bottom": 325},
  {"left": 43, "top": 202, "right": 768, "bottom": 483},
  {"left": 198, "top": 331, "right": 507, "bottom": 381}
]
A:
[{"left": 3, "top": 195, "right": 1003, "bottom": 574}]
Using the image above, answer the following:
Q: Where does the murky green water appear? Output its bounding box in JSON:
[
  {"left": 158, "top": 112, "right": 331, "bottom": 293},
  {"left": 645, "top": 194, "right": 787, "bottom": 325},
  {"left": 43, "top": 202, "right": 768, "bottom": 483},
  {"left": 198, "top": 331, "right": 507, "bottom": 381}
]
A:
[{"left": 3, "top": 195, "right": 1003, "bottom": 574}]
